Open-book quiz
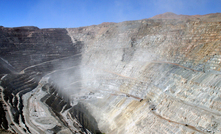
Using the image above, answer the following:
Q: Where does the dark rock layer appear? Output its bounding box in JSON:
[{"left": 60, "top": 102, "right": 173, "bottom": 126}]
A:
[{"left": 0, "top": 26, "right": 80, "bottom": 71}]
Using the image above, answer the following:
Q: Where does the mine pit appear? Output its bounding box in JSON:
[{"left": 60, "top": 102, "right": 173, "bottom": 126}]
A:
[{"left": 0, "top": 12, "right": 221, "bottom": 134}]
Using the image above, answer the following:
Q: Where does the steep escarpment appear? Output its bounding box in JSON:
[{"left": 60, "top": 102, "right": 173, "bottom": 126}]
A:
[
  {"left": 67, "top": 13, "right": 221, "bottom": 133},
  {"left": 0, "top": 12, "right": 221, "bottom": 134}
]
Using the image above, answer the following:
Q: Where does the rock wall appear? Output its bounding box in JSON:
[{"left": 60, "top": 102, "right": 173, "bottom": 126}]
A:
[
  {"left": 67, "top": 13, "right": 221, "bottom": 133},
  {"left": 0, "top": 12, "right": 221, "bottom": 134}
]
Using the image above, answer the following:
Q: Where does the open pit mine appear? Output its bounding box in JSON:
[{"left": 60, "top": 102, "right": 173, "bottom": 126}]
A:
[{"left": 0, "top": 12, "right": 221, "bottom": 134}]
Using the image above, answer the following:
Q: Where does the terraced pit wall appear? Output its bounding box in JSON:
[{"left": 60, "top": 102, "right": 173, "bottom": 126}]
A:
[{"left": 66, "top": 13, "right": 221, "bottom": 133}]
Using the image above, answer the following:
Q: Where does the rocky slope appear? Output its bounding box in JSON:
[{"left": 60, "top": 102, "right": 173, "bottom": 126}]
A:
[{"left": 0, "top": 12, "right": 221, "bottom": 134}]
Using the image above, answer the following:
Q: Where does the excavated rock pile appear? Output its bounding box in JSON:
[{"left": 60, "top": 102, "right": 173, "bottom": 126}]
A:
[{"left": 0, "top": 12, "right": 221, "bottom": 134}]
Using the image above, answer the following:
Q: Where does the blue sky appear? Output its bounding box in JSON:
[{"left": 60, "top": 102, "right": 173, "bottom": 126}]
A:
[{"left": 0, "top": 0, "right": 220, "bottom": 28}]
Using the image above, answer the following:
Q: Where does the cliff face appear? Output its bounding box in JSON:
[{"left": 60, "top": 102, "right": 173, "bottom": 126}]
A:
[{"left": 0, "top": 13, "right": 221, "bottom": 134}]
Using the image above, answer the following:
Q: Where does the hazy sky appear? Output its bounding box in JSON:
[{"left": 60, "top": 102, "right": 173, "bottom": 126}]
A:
[{"left": 0, "top": 0, "right": 220, "bottom": 28}]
